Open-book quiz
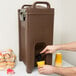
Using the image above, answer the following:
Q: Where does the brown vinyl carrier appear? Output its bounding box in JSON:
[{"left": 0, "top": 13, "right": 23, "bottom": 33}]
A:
[{"left": 18, "top": 2, "right": 54, "bottom": 73}]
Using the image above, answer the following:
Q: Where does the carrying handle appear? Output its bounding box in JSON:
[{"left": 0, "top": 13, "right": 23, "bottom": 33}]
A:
[
  {"left": 22, "top": 5, "right": 31, "bottom": 9},
  {"left": 33, "top": 2, "right": 50, "bottom": 8}
]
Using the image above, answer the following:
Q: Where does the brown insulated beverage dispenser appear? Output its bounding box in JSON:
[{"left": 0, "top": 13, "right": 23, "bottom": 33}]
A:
[{"left": 18, "top": 2, "right": 54, "bottom": 73}]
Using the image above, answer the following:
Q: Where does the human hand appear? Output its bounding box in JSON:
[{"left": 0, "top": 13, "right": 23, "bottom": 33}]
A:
[
  {"left": 40, "top": 45, "right": 59, "bottom": 54},
  {"left": 38, "top": 65, "right": 55, "bottom": 75}
]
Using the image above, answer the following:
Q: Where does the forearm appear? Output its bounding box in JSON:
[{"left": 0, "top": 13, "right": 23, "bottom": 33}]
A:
[
  {"left": 54, "top": 67, "right": 76, "bottom": 76},
  {"left": 56, "top": 42, "right": 76, "bottom": 51}
]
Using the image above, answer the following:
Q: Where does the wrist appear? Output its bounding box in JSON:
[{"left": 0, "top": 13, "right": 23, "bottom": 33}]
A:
[
  {"left": 53, "top": 67, "right": 60, "bottom": 74},
  {"left": 55, "top": 45, "right": 62, "bottom": 51},
  {"left": 54, "top": 67, "right": 63, "bottom": 75},
  {"left": 53, "top": 66, "right": 57, "bottom": 74}
]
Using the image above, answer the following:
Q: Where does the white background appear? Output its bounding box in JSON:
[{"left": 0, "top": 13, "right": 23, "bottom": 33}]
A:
[{"left": 0, "top": 0, "right": 76, "bottom": 65}]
